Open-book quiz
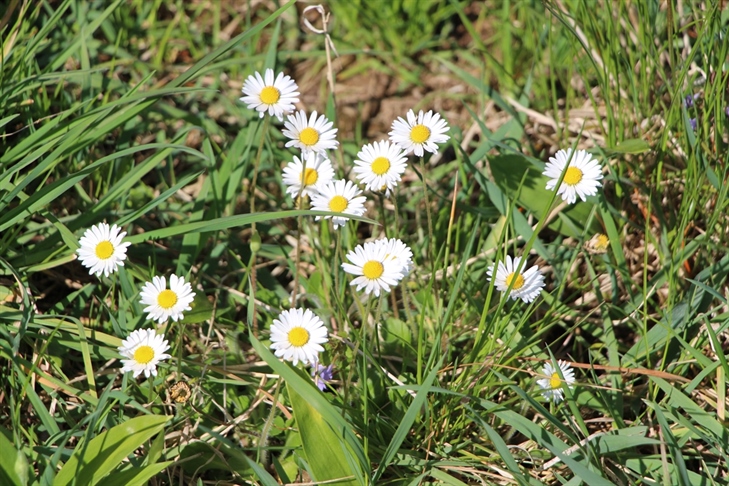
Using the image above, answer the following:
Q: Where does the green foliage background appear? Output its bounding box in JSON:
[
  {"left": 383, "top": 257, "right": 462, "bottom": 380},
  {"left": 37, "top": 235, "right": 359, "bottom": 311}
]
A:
[{"left": 1, "top": 0, "right": 729, "bottom": 484}]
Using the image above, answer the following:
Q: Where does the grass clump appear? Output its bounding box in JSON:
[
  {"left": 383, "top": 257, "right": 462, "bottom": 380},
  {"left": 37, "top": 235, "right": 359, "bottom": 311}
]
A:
[{"left": 1, "top": 1, "right": 728, "bottom": 485}]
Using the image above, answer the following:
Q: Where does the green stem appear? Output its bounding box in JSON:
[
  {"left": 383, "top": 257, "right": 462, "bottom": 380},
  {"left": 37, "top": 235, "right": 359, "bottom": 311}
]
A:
[
  {"left": 470, "top": 148, "right": 578, "bottom": 364},
  {"left": 419, "top": 157, "right": 436, "bottom": 268},
  {"left": 361, "top": 296, "right": 373, "bottom": 459},
  {"left": 290, "top": 150, "right": 314, "bottom": 308},
  {"left": 257, "top": 377, "right": 282, "bottom": 466},
  {"left": 249, "top": 116, "right": 271, "bottom": 333},
  {"left": 417, "top": 157, "right": 437, "bottom": 383}
]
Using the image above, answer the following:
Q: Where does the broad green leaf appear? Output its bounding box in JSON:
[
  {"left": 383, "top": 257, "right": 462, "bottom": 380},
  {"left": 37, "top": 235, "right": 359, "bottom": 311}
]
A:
[
  {"left": 54, "top": 415, "right": 169, "bottom": 486},
  {"left": 288, "top": 386, "right": 359, "bottom": 486},
  {"left": 483, "top": 178, "right": 549, "bottom": 260},
  {"left": 180, "top": 293, "right": 214, "bottom": 325},
  {"left": 250, "top": 334, "right": 368, "bottom": 482},
  {"left": 372, "top": 354, "right": 446, "bottom": 483},
  {"left": 381, "top": 317, "right": 412, "bottom": 347},
  {"left": 102, "top": 462, "right": 173, "bottom": 486},
  {"left": 589, "top": 427, "right": 661, "bottom": 454},
  {"left": 0, "top": 114, "right": 19, "bottom": 130},
  {"left": 608, "top": 139, "right": 650, "bottom": 154},
  {"left": 624, "top": 458, "right": 711, "bottom": 485},
  {"left": 238, "top": 454, "right": 278, "bottom": 486},
  {"left": 489, "top": 154, "right": 602, "bottom": 237},
  {"left": 0, "top": 427, "right": 29, "bottom": 486},
  {"left": 429, "top": 468, "right": 470, "bottom": 486}
]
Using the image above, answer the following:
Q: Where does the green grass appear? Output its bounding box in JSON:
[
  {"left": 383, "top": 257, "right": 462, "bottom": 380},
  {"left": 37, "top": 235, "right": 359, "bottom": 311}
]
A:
[{"left": 1, "top": 0, "right": 729, "bottom": 484}]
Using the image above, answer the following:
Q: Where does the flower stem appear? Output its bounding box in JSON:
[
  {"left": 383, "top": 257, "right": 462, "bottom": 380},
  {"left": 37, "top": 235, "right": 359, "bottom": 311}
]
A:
[
  {"left": 257, "top": 377, "right": 282, "bottom": 466},
  {"left": 419, "top": 157, "right": 436, "bottom": 267},
  {"left": 248, "top": 116, "right": 271, "bottom": 335}
]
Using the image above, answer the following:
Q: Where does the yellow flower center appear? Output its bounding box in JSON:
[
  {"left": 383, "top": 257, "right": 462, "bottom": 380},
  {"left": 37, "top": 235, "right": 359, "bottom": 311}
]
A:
[
  {"left": 328, "top": 195, "right": 348, "bottom": 212},
  {"left": 157, "top": 289, "right": 178, "bottom": 310},
  {"left": 299, "top": 127, "right": 320, "bottom": 147},
  {"left": 288, "top": 326, "right": 310, "bottom": 347},
  {"left": 362, "top": 260, "right": 384, "bottom": 279},
  {"left": 259, "top": 86, "right": 281, "bottom": 105},
  {"left": 549, "top": 372, "right": 562, "bottom": 389},
  {"left": 410, "top": 124, "right": 431, "bottom": 144},
  {"left": 563, "top": 167, "right": 583, "bottom": 186},
  {"left": 134, "top": 345, "right": 155, "bottom": 364},
  {"left": 371, "top": 156, "right": 391, "bottom": 175},
  {"left": 302, "top": 168, "right": 318, "bottom": 186},
  {"left": 94, "top": 240, "right": 114, "bottom": 259},
  {"left": 505, "top": 272, "right": 525, "bottom": 290},
  {"left": 596, "top": 234, "right": 609, "bottom": 250}
]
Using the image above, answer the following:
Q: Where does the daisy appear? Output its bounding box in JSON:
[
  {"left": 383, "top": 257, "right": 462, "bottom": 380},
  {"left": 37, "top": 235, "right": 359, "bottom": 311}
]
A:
[
  {"left": 282, "top": 110, "right": 338, "bottom": 154},
  {"left": 310, "top": 179, "right": 367, "bottom": 229},
  {"left": 389, "top": 109, "right": 450, "bottom": 157},
  {"left": 341, "top": 240, "right": 409, "bottom": 297},
  {"left": 270, "top": 308, "right": 328, "bottom": 366},
  {"left": 543, "top": 148, "right": 603, "bottom": 204},
  {"left": 487, "top": 255, "right": 545, "bottom": 303},
  {"left": 281, "top": 152, "right": 335, "bottom": 198},
  {"left": 76, "top": 223, "right": 131, "bottom": 278},
  {"left": 118, "top": 328, "right": 171, "bottom": 378},
  {"left": 311, "top": 362, "right": 335, "bottom": 391},
  {"left": 139, "top": 274, "right": 196, "bottom": 323},
  {"left": 240, "top": 69, "right": 299, "bottom": 121},
  {"left": 537, "top": 360, "right": 576, "bottom": 403},
  {"left": 353, "top": 140, "right": 408, "bottom": 195},
  {"left": 375, "top": 237, "right": 414, "bottom": 277}
]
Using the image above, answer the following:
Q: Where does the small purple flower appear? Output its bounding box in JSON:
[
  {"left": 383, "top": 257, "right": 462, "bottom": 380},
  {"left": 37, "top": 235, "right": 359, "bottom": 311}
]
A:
[
  {"left": 689, "top": 118, "right": 697, "bottom": 131},
  {"left": 684, "top": 94, "right": 695, "bottom": 109},
  {"left": 311, "top": 363, "right": 334, "bottom": 391},
  {"left": 725, "top": 106, "right": 729, "bottom": 117}
]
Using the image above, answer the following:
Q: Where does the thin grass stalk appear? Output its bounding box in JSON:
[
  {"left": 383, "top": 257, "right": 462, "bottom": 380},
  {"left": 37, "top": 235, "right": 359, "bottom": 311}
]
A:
[
  {"left": 418, "top": 157, "right": 436, "bottom": 268},
  {"left": 290, "top": 154, "right": 309, "bottom": 307},
  {"left": 417, "top": 156, "right": 437, "bottom": 384},
  {"left": 247, "top": 115, "right": 271, "bottom": 333},
  {"left": 257, "top": 377, "right": 282, "bottom": 466},
  {"left": 360, "top": 296, "right": 374, "bottom": 458},
  {"left": 390, "top": 193, "right": 413, "bottom": 322},
  {"left": 470, "top": 146, "right": 578, "bottom": 362}
]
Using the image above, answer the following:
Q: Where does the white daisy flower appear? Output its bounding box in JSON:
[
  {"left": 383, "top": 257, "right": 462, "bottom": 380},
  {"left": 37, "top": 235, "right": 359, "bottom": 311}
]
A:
[
  {"left": 310, "top": 179, "right": 367, "bottom": 229},
  {"left": 353, "top": 140, "right": 408, "bottom": 195},
  {"left": 139, "top": 274, "right": 196, "bottom": 324},
  {"left": 76, "top": 223, "right": 131, "bottom": 278},
  {"left": 341, "top": 240, "right": 409, "bottom": 297},
  {"left": 240, "top": 69, "right": 299, "bottom": 121},
  {"left": 281, "top": 152, "right": 335, "bottom": 198},
  {"left": 282, "top": 110, "right": 338, "bottom": 155},
  {"left": 389, "top": 109, "right": 450, "bottom": 157},
  {"left": 118, "top": 328, "right": 171, "bottom": 378},
  {"left": 537, "top": 360, "right": 576, "bottom": 403},
  {"left": 270, "top": 308, "right": 328, "bottom": 366},
  {"left": 375, "top": 237, "right": 414, "bottom": 277},
  {"left": 543, "top": 148, "right": 603, "bottom": 204},
  {"left": 487, "top": 255, "right": 545, "bottom": 303}
]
